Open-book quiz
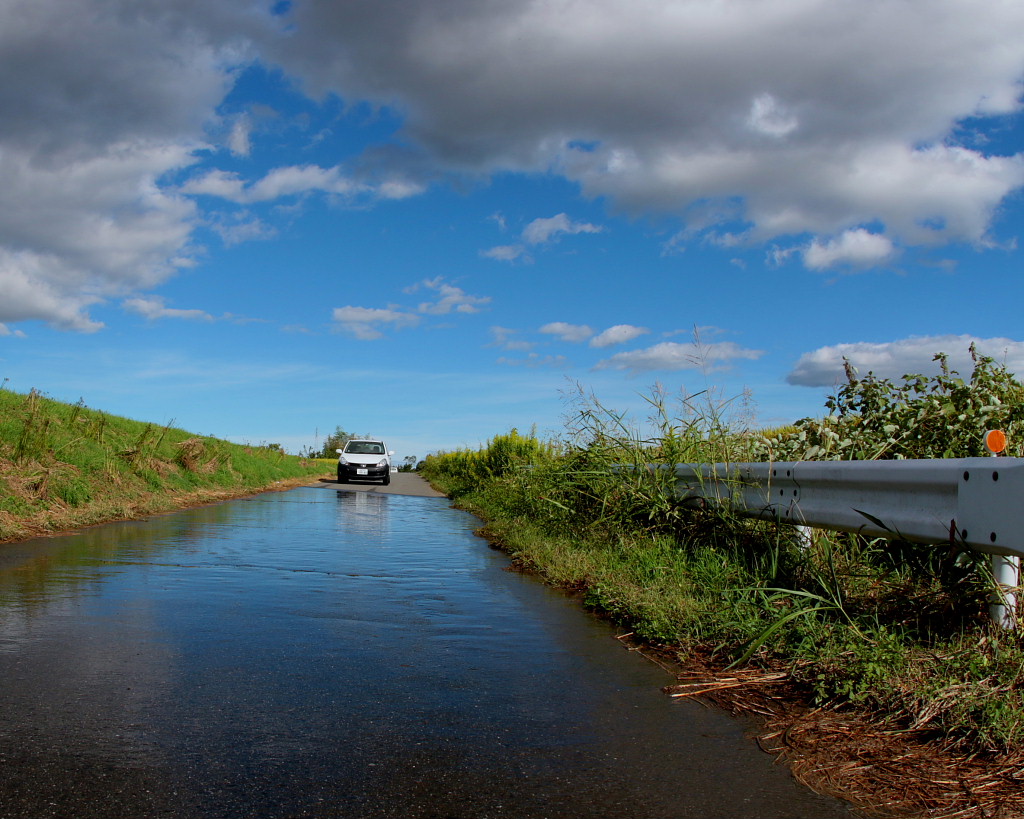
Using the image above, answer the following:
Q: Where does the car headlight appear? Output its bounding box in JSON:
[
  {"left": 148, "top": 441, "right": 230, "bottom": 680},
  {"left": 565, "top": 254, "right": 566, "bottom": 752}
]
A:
[
  {"left": 338, "top": 456, "right": 349, "bottom": 465},
  {"left": 376, "top": 458, "right": 388, "bottom": 468}
]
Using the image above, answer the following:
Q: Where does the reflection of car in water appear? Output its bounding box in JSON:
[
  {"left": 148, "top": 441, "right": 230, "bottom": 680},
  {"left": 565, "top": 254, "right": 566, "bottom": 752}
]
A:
[
  {"left": 335, "top": 488, "right": 389, "bottom": 537},
  {"left": 337, "top": 438, "right": 394, "bottom": 485}
]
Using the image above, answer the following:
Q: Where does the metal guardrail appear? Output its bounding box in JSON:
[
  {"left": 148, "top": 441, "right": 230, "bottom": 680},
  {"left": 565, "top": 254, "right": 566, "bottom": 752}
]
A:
[
  {"left": 663, "top": 457, "right": 1023, "bottom": 626},
  {"left": 667, "top": 457, "right": 1024, "bottom": 559}
]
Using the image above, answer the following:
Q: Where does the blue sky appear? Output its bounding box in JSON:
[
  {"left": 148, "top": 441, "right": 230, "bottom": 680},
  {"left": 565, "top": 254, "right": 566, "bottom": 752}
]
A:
[{"left": 1, "top": 0, "right": 1023, "bottom": 461}]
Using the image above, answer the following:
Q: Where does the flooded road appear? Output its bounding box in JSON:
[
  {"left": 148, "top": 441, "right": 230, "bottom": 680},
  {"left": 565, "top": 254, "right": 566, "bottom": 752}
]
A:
[{"left": 0, "top": 482, "right": 854, "bottom": 818}]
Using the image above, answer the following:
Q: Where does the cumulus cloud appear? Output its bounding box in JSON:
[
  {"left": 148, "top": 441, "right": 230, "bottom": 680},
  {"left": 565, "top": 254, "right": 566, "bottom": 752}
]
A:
[
  {"left": 5, "top": 0, "right": 1024, "bottom": 333},
  {"left": 539, "top": 322, "right": 594, "bottom": 343},
  {"left": 802, "top": 229, "right": 897, "bottom": 270},
  {"left": 181, "top": 164, "right": 424, "bottom": 204},
  {"left": 481, "top": 245, "right": 528, "bottom": 262},
  {"left": 0, "top": 248, "right": 105, "bottom": 332},
  {"left": 0, "top": 0, "right": 263, "bottom": 330},
  {"left": 0, "top": 141, "right": 199, "bottom": 330},
  {"left": 332, "top": 277, "right": 486, "bottom": 339},
  {"left": 522, "top": 213, "right": 603, "bottom": 245},
  {"left": 787, "top": 335, "right": 1024, "bottom": 386},
  {"left": 123, "top": 297, "right": 214, "bottom": 322},
  {"left": 268, "top": 0, "right": 1024, "bottom": 257},
  {"left": 209, "top": 212, "right": 278, "bottom": 247},
  {"left": 331, "top": 306, "right": 419, "bottom": 340},
  {"left": 594, "top": 341, "right": 764, "bottom": 376},
  {"left": 0, "top": 324, "right": 26, "bottom": 338},
  {"left": 590, "top": 324, "right": 649, "bottom": 348},
  {"left": 747, "top": 94, "right": 799, "bottom": 138},
  {"left": 409, "top": 277, "right": 491, "bottom": 315},
  {"left": 483, "top": 213, "right": 603, "bottom": 262},
  {"left": 228, "top": 116, "right": 252, "bottom": 157}
]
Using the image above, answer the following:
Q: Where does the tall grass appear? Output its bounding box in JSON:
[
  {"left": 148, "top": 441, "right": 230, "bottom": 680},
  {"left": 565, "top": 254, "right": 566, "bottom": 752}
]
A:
[
  {"left": 0, "top": 386, "right": 330, "bottom": 541},
  {"left": 422, "top": 352, "right": 1024, "bottom": 755}
]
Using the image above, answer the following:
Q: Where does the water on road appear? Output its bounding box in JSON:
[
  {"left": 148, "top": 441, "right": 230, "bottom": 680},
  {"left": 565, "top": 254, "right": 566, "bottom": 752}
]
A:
[{"left": 0, "top": 482, "right": 854, "bottom": 818}]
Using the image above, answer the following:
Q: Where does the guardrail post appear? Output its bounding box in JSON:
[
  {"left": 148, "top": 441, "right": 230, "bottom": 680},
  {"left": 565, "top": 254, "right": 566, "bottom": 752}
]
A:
[
  {"left": 984, "top": 431, "right": 1016, "bottom": 629},
  {"left": 990, "top": 555, "right": 1019, "bottom": 630}
]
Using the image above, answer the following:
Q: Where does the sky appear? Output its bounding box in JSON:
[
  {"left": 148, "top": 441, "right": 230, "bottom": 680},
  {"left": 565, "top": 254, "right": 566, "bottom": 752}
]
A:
[{"left": 1, "top": 0, "right": 1023, "bottom": 461}]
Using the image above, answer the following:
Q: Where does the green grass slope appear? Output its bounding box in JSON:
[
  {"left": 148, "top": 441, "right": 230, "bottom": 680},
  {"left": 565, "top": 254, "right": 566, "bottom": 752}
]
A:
[{"left": 0, "top": 387, "right": 331, "bottom": 542}]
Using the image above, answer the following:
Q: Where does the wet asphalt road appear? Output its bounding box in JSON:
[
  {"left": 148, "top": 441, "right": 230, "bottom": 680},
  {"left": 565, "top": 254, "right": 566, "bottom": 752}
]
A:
[
  {"left": 330, "top": 471, "right": 448, "bottom": 497},
  {"left": 0, "top": 478, "right": 856, "bottom": 818}
]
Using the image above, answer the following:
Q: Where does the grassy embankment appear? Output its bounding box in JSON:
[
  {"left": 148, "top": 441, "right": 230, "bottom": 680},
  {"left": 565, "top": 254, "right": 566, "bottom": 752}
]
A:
[
  {"left": 422, "top": 350, "right": 1024, "bottom": 817},
  {"left": 0, "top": 386, "right": 331, "bottom": 542}
]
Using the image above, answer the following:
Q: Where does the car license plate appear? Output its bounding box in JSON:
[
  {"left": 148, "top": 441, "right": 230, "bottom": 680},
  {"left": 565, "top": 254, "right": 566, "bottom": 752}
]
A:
[{"left": 357, "top": 468, "right": 368, "bottom": 475}]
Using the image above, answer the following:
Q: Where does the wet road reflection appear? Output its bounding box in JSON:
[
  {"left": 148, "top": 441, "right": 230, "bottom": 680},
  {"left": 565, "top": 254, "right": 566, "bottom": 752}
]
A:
[{"left": 0, "top": 485, "right": 854, "bottom": 818}]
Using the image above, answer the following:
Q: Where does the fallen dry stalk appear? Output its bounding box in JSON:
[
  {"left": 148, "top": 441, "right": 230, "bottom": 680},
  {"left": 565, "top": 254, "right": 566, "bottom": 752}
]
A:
[{"left": 629, "top": 644, "right": 1024, "bottom": 819}]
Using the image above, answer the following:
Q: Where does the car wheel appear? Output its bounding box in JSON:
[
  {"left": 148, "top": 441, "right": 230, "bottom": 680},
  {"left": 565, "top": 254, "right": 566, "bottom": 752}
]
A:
[
  {"left": 382, "top": 473, "right": 391, "bottom": 486},
  {"left": 337, "top": 470, "right": 347, "bottom": 484}
]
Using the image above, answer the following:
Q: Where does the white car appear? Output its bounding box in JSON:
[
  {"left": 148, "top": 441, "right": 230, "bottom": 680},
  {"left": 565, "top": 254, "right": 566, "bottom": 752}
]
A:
[{"left": 337, "top": 439, "right": 394, "bottom": 485}]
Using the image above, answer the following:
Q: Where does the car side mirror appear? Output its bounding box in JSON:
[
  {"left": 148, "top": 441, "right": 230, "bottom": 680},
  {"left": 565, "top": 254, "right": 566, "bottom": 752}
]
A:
[
  {"left": 336, "top": 449, "right": 343, "bottom": 454},
  {"left": 389, "top": 451, "right": 395, "bottom": 456}
]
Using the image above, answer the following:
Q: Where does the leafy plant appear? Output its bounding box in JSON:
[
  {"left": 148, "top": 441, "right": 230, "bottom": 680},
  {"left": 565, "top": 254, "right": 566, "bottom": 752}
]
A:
[{"left": 757, "top": 346, "right": 1024, "bottom": 462}]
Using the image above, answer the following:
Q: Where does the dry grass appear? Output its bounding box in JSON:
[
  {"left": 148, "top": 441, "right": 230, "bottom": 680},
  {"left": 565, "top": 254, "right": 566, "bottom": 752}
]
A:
[
  {"left": 0, "top": 388, "right": 332, "bottom": 543},
  {"left": 0, "top": 473, "right": 326, "bottom": 544},
  {"left": 656, "top": 651, "right": 1024, "bottom": 819}
]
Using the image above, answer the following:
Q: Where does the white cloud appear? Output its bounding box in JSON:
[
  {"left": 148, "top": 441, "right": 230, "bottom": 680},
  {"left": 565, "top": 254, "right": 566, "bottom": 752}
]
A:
[
  {"left": 377, "top": 178, "right": 427, "bottom": 200},
  {"left": 269, "top": 0, "right": 1024, "bottom": 259},
  {"left": 331, "top": 306, "right": 419, "bottom": 340},
  {"left": 522, "top": 213, "right": 603, "bottom": 245},
  {"left": 411, "top": 277, "right": 491, "bottom": 315},
  {"left": 182, "top": 164, "right": 427, "bottom": 205},
  {"left": 747, "top": 94, "right": 799, "bottom": 138},
  {"left": 489, "top": 326, "right": 534, "bottom": 352},
  {"left": 183, "top": 165, "right": 357, "bottom": 203},
  {"left": 4, "top": 0, "right": 1024, "bottom": 334},
  {"left": 0, "top": 142, "right": 199, "bottom": 329},
  {"left": 0, "top": 323, "right": 27, "bottom": 338},
  {"left": 787, "top": 335, "right": 1024, "bottom": 386},
  {"left": 590, "top": 324, "right": 649, "bottom": 348},
  {"left": 0, "top": 0, "right": 261, "bottom": 331},
  {"left": 802, "top": 229, "right": 897, "bottom": 270},
  {"left": 539, "top": 322, "right": 594, "bottom": 343},
  {"left": 210, "top": 213, "right": 278, "bottom": 247},
  {"left": 481, "top": 245, "right": 527, "bottom": 262},
  {"left": 594, "top": 341, "right": 764, "bottom": 375},
  {"left": 123, "top": 297, "right": 214, "bottom": 322},
  {"left": 485, "top": 214, "right": 603, "bottom": 261},
  {"left": 0, "top": 248, "right": 104, "bottom": 332},
  {"left": 228, "top": 116, "right": 252, "bottom": 157},
  {"left": 179, "top": 169, "right": 246, "bottom": 200},
  {"left": 331, "top": 278, "right": 485, "bottom": 341},
  {"left": 254, "top": 165, "right": 359, "bottom": 200}
]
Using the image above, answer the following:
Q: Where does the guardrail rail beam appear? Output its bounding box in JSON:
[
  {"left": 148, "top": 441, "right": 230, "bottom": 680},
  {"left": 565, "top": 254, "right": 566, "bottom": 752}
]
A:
[{"left": 662, "top": 457, "right": 1024, "bottom": 628}]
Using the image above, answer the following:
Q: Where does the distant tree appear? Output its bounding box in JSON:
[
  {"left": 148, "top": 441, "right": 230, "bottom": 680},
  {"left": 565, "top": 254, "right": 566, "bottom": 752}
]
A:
[
  {"left": 400, "top": 455, "right": 418, "bottom": 472},
  {"left": 319, "top": 425, "right": 357, "bottom": 458}
]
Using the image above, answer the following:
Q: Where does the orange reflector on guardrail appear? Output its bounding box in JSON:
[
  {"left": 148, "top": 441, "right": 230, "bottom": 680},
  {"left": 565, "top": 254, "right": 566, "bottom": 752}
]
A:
[{"left": 984, "top": 429, "right": 1007, "bottom": 455}]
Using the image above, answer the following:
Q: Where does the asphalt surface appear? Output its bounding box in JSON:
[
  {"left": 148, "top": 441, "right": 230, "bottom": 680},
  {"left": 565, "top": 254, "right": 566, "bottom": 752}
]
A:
[
  {"left": 0, "top": 480, "right": 856, "bottom": 818},
  {"left": 322, "top": 471, "right": 447, "bottom": 498}
]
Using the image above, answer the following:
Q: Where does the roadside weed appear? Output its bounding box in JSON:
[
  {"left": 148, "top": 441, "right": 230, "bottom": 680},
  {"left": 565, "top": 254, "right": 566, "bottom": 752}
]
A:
[{"left": 423, "top": 348, "right": 1024, "bottom": 754}]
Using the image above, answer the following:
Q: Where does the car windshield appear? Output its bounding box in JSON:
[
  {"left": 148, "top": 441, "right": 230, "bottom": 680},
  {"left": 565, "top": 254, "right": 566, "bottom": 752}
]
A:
[{"left": 345, "top": 442, "right": 384, "bottom": 455}]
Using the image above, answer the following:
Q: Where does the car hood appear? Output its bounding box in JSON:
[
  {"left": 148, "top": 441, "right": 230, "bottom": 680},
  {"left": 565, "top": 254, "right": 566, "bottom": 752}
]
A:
[{"left": 340, "top": 453, "right": 387, "bottom": 465}]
